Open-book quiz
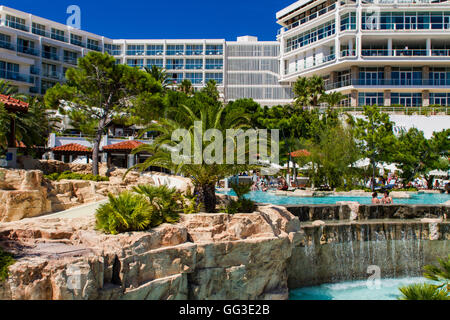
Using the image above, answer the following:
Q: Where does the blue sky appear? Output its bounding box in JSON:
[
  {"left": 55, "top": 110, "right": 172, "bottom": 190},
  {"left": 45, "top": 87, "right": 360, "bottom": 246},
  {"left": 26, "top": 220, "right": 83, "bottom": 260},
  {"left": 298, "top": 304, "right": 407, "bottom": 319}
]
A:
[{"left": 4, "top": 0, "right": 295, "bottom": 41}]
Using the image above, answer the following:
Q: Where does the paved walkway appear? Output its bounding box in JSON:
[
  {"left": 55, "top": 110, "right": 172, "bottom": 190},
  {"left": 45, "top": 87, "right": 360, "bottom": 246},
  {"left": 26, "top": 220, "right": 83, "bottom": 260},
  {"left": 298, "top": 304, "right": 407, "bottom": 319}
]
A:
[{"left": 43, "top": 200, "right": 108, "bottom": 219}]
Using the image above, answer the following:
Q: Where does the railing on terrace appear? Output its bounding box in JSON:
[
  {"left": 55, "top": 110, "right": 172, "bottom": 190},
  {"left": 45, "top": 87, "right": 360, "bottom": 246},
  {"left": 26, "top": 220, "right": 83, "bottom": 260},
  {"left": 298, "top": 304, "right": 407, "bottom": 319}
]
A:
[
  {"left": 0, "top": 70, "right": 34, "bottom": 84},
  {"left": 279, "top": 2, "right": 337, "bottom": 34},
  {"left": 362, "top": 0, "right": 437, "bottom": 5},
  {"left": 63, "top": 57, "right": 78, "bottom": 65},
  {"left": 362, "top": 49, "right": 450, "bottom": 57},
  {"left": 126, "top": 50, "right": 145, "bottom": 56},
  {"left": 42, "top": 71, "right": 62, "bottom": 80},
  {"left": 341, "top": 49, "right": 356, "bottom": 57},
  {"left": 50, "top": 34, "right": 68, "bottom": 43},
  {"left": 4, "top": 19, "right": 29, "bottom": 32},
  {"left": 70, "top": 39, "right": 86, "bottom": 48},
  {"left": 285, "top": 53, "right": 336, "bottom": 75},
  {"left": 17, "top": 45, "right": 40, "bottom": 56},
  {"left": 362, "top": 23, "right": 450, "bottom": 31},
  {"left": 326, "top": 78, "right": 450, "bottom": 90},
  {"left": 205, "top": 50, "right": 223, "bottom": 55},
  {"left": 0, "top": 40, "right": 15, "bottom": 51},
  {"left": 42, "top": 51, "right": 60, "bottom": 61},
  {"left": 185, "top": 50, "right": 204, "bottom": 55},
  {"left": 87, "top": 44, "right": 102, "bottom": 52},
  {"left": 30, "top": 66, "right": 40, "bottom": 75},
  {"left": 324, "top": 106, "right": 450, "bottom": 115}
]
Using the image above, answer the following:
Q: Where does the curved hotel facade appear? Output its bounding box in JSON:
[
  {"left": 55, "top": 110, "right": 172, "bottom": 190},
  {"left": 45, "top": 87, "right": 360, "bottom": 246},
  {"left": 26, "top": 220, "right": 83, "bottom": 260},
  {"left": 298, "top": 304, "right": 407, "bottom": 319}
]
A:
[
  {"left": 1, "top": 1, "right": 450, "bottom": 108},
  {"left": 277, "top": 0, "right": 450, "bottom": 107}
]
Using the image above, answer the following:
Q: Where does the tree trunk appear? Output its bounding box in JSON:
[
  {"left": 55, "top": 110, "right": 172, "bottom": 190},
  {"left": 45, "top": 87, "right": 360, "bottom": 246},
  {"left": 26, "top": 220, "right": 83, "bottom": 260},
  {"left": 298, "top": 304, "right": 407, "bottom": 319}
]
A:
[
  {"left": 196, "top": 183, "right": 217, "bottom": 213},
  {"left": 92, "top": 134, "right": 101, "bottom": 176}
]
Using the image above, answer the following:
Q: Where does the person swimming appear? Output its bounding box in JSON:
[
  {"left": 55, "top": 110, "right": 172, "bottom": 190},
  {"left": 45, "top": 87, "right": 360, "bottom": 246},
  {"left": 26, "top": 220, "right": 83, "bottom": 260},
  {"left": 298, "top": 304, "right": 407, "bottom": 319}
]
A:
[
  {"left": 382, "top": 191, "right": 394, "bottom": 204},
  {"left": 372, "top": 192, "right": 381, "bottom": 204}
]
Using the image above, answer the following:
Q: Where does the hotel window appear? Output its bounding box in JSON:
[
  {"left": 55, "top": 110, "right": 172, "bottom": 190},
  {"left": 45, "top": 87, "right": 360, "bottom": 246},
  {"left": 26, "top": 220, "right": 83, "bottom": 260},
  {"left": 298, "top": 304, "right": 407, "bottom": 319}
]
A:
[
  {"left": 51, "top": 28, "right": 66, "bottom": 42},
  {"left": 146, "top": 59, "right": 164, "bottom": 68},
  {"left": 169, "top": 73, "right": 183, "bottom": 84},
  {"left": 42, "top": 45, "right": 59, "bottom": 61},
  {"left": 32, "top": 22, "right": 46, "bottom": 36},
  {"left": 205, "top": 45, "right": 223, "bottom": 55},
  {"left": 104, "top": 44, "right": 122, "bottom": 55},
  {"left": 63, "top": 50, "right": 78, "bottom": 65},
  {"left": 42, "top": 63, "right": 58, "bottom": 79},
  {"left": 359, "top": 67, "right": 384, "bottom": 85},
  {"left": 205, "top": 59, "right": 223, "bottom": 70},
  {"left": 146, "top": 45, "right": 164, "bottom": 56},
  {"left": 126, "top": 59, "right": 144, "bottom": 68},
  {"left": 430, "top": 67, "right": 450, "bottom": 86},
  {"left": 430, "top": 93, "right": 450, "bottom": 106},
  {"left": 127, "top": 45, "right": 145, "bottom": 56},
  {"left": 341, "top": 12, "right": 356, "bottom": 31},
  {"left": 0, "top": 33, "right": 12, "bottom": 50},
  {"left": 205, "top": 73, "right": 223, "bottom": 84},
  {"left": 167, "top": 45, "right": 184, "bottom": 56},
  {"left": 6, "top": 15, "right": 28, "bottom": 31},
  {"left": 166, "top": 59, "right": 184, "bottom": 70},
  {"left": 17, "top": 38, "right": 37, "bottom": 55},
  {"left": 0, "top": 61, "right": 19, "bottom": 78},
  {"left": 391, "top": 67, "right": 422, "bottom": 85},
  {"left": 71, "top": 34, "right": 84, "bottom": 47},
  {"left": 358, "top": 92, "right": 384, "bottom": 106},
  {"left": 185, "top": 59, "right": 203, "bottom": 70},
  {"left": 41, "top": 80, "right": 57, "bottom": 93},
  {"left": 186, "top": 45, "right": 203, "bottom": 55},
  {"left": 391, "top": 93, "right": 422, "bottom": 107},
  {"left": 87, "top": 39, "right": 101, "bottom": 51},
  {"left": 185, "top": 73, "right": 203, "bottom": 84},
  {"left": 285, "top": 21, "right": 335, "bottom": 52}
]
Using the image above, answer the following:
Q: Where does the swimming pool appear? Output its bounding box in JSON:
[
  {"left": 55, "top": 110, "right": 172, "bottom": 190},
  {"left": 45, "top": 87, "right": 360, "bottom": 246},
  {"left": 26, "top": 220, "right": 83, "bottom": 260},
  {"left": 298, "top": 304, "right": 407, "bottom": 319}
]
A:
[
  {"left": 218, "top": 190, "right": 450, "bottom": 205},
  {"left": 289, "top": 277, "right": 434, "bottom": 300}
]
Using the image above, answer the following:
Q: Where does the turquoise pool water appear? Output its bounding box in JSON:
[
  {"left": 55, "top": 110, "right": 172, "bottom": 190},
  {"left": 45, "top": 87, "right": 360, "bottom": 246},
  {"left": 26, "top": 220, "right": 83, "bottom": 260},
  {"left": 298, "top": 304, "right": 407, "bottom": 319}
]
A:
[
  {"left": 218, "top": 190, "right": 450, "bottom": 205},
  {"left": 289, "top": 277, "right": 433, "bottom": 300}
]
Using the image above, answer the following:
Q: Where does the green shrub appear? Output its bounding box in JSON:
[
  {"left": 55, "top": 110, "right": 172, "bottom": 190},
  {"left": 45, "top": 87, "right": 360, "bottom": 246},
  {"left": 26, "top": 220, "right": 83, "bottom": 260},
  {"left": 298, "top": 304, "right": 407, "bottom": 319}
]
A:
[
  {"left": 226, "top": 182, "right": 257, "bottom": 214},
  {"left": 133, "top": 185, "right": 181, "bottom": 225},
  {"left": 45, "top": 171, "right": 109, "bottom": 182},
  {"left": 95, "top": 192, "right": 153, "bottom": 235},
  {"left": 0, "top": 248, "right": 15, "bottom": 281},
  {"left": 180, "top": 189, "right": 201, "bottom": 214}
]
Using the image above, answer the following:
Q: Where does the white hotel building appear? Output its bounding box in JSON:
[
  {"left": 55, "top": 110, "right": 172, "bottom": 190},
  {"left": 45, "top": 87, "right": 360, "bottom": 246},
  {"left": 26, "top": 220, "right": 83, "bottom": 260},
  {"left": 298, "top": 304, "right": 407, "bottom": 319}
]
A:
[
  {"left": 277, "top": 0, "right": 450, "bottom": 107},
  {"left": 1, "top": 1, "right": 450, "bottom": 109},
  {"left": 0, "top": 6, "right": 293, "bottom": 107}
]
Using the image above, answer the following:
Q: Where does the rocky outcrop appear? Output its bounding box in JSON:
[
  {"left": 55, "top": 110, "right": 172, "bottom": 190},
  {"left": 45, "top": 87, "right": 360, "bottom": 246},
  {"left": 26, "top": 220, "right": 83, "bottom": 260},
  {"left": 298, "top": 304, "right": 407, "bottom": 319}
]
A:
[
  {"left": 0, "top": 168, "right": 195, "bottom": 222},
  {"left": 0, "top": 206, "right": 302, "bottom": 300}
]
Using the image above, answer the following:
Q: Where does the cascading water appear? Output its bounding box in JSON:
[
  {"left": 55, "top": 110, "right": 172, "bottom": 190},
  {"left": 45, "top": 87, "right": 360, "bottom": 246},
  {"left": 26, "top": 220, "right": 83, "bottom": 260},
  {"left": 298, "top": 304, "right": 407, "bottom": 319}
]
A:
[{"left": 288, "top": 220, "right": 449, "bottom": 289}]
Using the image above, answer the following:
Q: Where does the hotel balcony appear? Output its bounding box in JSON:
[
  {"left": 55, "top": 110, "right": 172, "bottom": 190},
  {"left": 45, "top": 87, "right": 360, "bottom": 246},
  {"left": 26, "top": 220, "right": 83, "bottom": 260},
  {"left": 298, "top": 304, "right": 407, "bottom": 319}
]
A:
[
  {"left": 17, "top": 45, "right": 40, "bottom": 56},
  {"left": 325, "top": 78, "right": 450, "bottom": 90},
  {"left": 42, "top": 71, "right": 62, "bottom": 80},
  {"left": 63, "top": 56, "right": 78, "bottom": 65},
  {"left": 42, "top": 51, "right": 60, "bottom": 61},
  {"left": 0, "top": 39, "right": 15, "bottom": 51},
  {"left": 362, "top": 48, "right": 450, "bottom": 58},
  {"left": 0, "top": 70, "right": 34, "bottom": 84},
  {"left": 3, "top": 19, "right": 29, "bottom": 32}
]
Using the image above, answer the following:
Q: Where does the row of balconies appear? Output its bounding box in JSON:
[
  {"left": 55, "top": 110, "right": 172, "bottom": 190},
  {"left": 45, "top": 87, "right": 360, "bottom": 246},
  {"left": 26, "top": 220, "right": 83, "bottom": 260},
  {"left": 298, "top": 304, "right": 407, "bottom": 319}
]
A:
[
  {"left": 1, "top": 18, "right": 103, "bottom": 52},
  {"left": 325, "top": 78, "right": 450, "bottom": 90},
  {"left": 125, "top": 50, "right": 224, "bottom": 56}
]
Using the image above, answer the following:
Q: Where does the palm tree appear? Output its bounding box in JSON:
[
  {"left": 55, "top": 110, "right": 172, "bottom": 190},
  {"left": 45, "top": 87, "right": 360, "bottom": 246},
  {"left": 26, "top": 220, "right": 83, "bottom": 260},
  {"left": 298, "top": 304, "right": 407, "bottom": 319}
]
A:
[
  {"left": 293, "top": 77, "right": 309, "bottom": 108},
  {"left": 399, "top": 255, "right": 449, "bottom": 300},
  {"left": 129, "top": 101, "right": 253, "bottom": 213},
  {"left": 144, "top": 65, "right": 172, "bottom": 90},
  {"left": 308, "top": 75, "right": 325, "bottom": 107},
  {"left": 321, "top": 91, "right": 345, "bottom": 108},
  {"left": 201, "top": 80, "right": 220, "bottom": 101},
  {"left": 179, "top": 79, "right": 194, "bottom": 96}
]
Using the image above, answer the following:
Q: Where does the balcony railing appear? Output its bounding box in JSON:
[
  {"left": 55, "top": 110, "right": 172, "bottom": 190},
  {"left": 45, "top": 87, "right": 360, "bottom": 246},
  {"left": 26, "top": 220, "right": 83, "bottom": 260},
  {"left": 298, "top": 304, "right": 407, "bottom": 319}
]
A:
[
  {"left": 63, "top": 56, "right": 78, "bottom": 65},
  {"left": 42, "top": 51, "right": 60, "bottom": 61},
  {"left": 42, "top": 71, "right": 62, "bottom": 80},
  {"left": 4, "top": 20, "right": 29, "bottom": 32},
  {"left": 185, "top": 50, "right": 204, "bottom": 55},
  {"left": 185, "top": 65, "right": 203, "bottom": 70},
  {"left": 285, "top": 53, "right": 336, "bottom": 75},
  {"left": 362, "top": 48, "right": 450, "bottom": 57},
  {"left": 279, "top": 3, "right": 336, "bottom": 34},
  {"left": 205, "top": 50, "right": 223, "bottom": 55},
  {"left": 87, "top": 44, "right": 102, "bottom": 52},
  {"left": 50, "top": 33, "right": 68, "bottom": 43},
  {"left": 341, "top": 49, "right": 357, "bottom": 57},
  {"left": 326, "top": 78, "right": 450, "bottom": 90},
  {"left": 17, "top": 45, "right": 40, "bottom": 56},
  {"left": 126, "top": 50, "right": 145, "bottom": 56},
  {"left": 30, "top": 66, "right": 40, "bottom": 75},
  {"left": 0, "top": 70, "right": 34, "bottom": 84},
  {"left": 0, "top": 40, "right": 15, "bottom": 51},
  {"left": 145, "top": 50, "right": 163, "bottom": 56}
]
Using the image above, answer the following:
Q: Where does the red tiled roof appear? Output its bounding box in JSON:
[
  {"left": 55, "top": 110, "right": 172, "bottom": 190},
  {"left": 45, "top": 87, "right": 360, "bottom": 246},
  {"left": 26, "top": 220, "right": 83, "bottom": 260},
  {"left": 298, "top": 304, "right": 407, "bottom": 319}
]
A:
[
  {"left": 0, "top": 94, "right": 29, "bottom": 113},
  {"left": 289, "top": 149, "right": 311, "bottom": 158},
  {"left": 103, "top": 140, "right": 144, "bottom": 152},
  {"left": 52, "top": 143, "right": 91, "bottom": 153}
]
